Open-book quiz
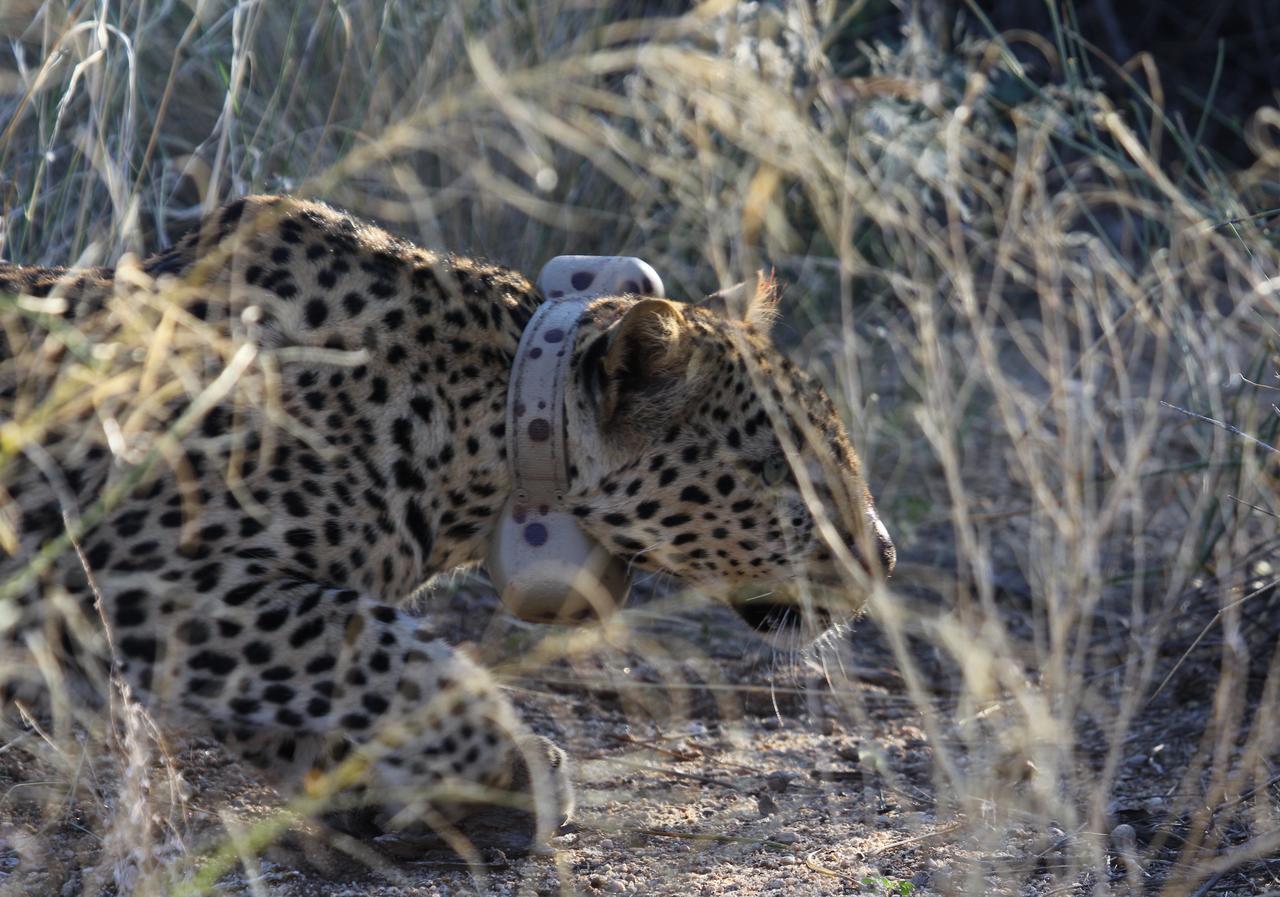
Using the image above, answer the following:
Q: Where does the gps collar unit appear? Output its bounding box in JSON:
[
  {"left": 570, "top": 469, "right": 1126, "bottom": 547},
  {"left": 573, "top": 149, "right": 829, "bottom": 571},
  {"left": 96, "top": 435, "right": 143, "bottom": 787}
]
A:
[{"left": 486, "top": 256, "right": 665, "bottom": 624}]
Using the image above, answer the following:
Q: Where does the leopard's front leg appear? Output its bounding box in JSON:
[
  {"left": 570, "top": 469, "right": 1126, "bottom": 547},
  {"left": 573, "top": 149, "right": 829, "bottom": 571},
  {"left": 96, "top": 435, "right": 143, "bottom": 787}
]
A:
[{"left": 126, "top": 578, "right": 571, "bottom": 843}]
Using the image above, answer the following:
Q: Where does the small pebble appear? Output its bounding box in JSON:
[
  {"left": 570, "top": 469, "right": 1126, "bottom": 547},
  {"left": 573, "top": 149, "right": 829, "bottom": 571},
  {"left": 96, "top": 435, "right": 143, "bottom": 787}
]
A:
[
  {"left": 836, "top": 743, "right": 861, "bottom": 762},
  {"left": 778, "top": 855, "right": 798, "bottom": 866},
  {"left": 764, "top": 878, "right": 786, "bottom": 891},
  {"left": 765, "top": 771, "right": 795, "bottom": 793},
  {"left": 773, "top": 831, "right": 800, "bottom": 844},
  {"left": 756, "top": 793, "right": 778, "bottom": 817}
]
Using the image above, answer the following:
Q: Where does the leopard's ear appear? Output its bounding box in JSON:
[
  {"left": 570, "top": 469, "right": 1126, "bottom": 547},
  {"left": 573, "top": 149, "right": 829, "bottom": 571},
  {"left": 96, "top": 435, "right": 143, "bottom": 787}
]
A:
[
  {"left": 599, "top": 298, "right": 696, "bottom": 429},
  {"left": 746, "top": 270, "right": 781, "bottom": 328},
  {"left": 697, "top": 270, "right": 779, "bottom": 329}
]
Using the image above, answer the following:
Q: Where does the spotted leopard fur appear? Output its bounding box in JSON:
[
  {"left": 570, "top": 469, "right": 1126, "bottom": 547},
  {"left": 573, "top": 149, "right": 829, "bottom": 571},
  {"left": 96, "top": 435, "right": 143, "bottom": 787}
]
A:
[{"left": 0, "top": 195, "right": 893, "bottom": 839}]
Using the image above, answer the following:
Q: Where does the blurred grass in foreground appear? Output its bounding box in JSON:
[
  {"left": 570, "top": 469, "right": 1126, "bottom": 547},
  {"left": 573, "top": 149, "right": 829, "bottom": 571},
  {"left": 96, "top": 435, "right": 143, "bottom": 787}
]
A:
[{"left": 3, "top": 1, "right": 1280, "bottom": 894}]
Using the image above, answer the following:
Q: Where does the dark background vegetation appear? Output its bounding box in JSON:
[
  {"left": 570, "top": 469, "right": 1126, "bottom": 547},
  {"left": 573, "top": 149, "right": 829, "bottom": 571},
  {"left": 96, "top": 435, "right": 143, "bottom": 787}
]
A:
[{"left": 975, "top": 0, "right": 1280, "bottom": 166}]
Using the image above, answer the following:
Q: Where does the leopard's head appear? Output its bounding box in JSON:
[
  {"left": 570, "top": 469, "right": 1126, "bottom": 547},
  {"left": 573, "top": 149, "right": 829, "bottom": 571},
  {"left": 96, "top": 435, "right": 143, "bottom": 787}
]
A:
[{"left": 569, "top": 276, "right": 894, "bottom": 639}]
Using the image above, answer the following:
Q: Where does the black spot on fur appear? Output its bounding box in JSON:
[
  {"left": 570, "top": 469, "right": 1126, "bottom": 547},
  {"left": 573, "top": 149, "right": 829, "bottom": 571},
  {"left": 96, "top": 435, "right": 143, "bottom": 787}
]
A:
[{"left": 305, "top": 298, "right": 328, "bottom": 327}]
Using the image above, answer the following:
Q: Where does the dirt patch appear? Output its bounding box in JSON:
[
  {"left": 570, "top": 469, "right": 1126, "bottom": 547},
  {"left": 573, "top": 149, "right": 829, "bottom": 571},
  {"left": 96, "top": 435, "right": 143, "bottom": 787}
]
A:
[{"left": 6, "top": 569, "right": 1276, "bottom": 896}]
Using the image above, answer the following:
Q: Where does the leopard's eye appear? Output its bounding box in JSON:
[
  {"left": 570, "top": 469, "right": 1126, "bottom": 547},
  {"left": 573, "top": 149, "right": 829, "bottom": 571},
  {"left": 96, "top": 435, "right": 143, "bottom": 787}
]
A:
[{"left": 762, "top": 453, "right": 789, "bottom": 486}]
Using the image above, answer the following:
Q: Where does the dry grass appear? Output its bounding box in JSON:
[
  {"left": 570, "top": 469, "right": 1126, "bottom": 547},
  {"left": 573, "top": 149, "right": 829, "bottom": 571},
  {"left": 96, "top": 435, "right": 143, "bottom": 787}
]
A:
[{"left": 3, "top": 1, "right": 1280, "bottom": 895}]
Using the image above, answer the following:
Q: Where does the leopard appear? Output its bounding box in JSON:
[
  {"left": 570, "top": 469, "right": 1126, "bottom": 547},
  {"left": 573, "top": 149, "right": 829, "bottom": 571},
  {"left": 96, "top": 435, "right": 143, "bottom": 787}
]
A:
[{"left": 0, "top": 195, "right": 894, "bottom": 847}]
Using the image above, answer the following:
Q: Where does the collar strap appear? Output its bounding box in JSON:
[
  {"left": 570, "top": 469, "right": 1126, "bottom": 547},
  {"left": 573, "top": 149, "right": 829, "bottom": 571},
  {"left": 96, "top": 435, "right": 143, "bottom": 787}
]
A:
[{"left": 507, "top": 256, "right": 665, "bottom": 509}]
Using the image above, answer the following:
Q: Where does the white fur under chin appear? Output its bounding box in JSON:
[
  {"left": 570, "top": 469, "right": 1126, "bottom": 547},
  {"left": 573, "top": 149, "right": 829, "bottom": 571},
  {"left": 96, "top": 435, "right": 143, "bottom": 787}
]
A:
[{"left": 798, "top": 617, "right": 856, "bottom": 671}]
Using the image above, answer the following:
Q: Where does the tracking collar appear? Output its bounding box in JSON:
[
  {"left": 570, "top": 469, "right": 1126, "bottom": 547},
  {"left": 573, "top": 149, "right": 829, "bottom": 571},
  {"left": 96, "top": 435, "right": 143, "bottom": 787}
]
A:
[{"left": 486, "top": 256, "right": 665, "bottom": 623}]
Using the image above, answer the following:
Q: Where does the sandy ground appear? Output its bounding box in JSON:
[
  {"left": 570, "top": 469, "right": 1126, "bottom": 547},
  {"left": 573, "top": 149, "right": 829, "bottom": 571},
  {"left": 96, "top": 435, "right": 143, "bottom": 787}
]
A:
[{"left": 3, "top": 564, "right": 1278, "bottom": 897}]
